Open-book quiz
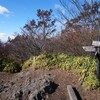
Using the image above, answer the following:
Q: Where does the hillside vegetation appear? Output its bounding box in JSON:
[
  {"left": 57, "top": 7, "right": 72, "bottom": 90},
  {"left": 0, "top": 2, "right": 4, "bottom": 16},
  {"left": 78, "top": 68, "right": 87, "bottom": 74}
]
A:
[
  {"left": 0, "top": 0, "right": 100, "bottom": 92},
  {"left": 22, "top": 53, "right": 100, "bottom": 90}
]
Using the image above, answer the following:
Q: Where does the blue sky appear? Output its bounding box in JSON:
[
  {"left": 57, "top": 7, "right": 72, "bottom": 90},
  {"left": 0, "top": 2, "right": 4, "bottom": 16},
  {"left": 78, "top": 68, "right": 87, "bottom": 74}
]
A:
[
  {"left": 0, "top": 0, "right": 89, "bottom": 42},
  {"left": 0, "top": 0, "right": 63, "bottom": 42}
]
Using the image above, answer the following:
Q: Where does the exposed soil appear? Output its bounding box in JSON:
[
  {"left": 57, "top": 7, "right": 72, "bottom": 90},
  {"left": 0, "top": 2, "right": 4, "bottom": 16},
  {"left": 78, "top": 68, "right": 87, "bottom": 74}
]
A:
[{"left": 0, "top": 67, "right": 100, "bottom": 100}]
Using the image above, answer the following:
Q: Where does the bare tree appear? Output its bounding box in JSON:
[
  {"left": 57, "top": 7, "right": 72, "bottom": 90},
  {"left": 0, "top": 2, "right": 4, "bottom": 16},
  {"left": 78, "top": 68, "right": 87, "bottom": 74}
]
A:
[
  {"left": 58, "top": 0, "right": 100, "bottom": 30},
  {"left": 23, "top": 9, "right": 56, "bottom": 52},
  {"left": 54, "top": 0, "right": 100, "bottom": 55},
  {"left": 8, "top": 9, "right": 56, "bottom": 63}
]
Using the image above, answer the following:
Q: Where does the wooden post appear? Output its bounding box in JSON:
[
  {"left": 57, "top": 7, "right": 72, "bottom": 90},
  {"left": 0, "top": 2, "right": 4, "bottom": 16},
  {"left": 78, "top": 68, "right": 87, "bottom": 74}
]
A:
[
  {"left": 67, "top": 85, "right": 78, "bottom": 100},
  {"left": 95, "top": 48, "right": 100, "bottom": 80},
  {"left": 92, "top": 41, "right": 100, "bottom": 80}
]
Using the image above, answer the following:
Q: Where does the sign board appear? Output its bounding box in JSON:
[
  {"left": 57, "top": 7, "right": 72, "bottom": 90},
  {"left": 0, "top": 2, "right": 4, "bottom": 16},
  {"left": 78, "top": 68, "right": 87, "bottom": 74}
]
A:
[
  {"left": 82, "top": 46, "right": 96, "bottom": 52},
  {"left": 92, "top": 41, "right": 100, "bottom": 47}
]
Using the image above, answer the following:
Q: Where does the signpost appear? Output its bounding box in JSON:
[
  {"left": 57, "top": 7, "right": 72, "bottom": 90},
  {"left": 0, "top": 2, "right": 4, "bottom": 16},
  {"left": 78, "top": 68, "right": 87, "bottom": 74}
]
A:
[
  {"left": 92, "top": 41, "right": 100, "bottom": 79},
  {"left": 82, "top": 46, "right": 95, "bottom": 52},
  {"left": 82, "top": 41, "right": 100, "bottom": 80},
  {"left": 67, "top": 85, "right": 78, "bottom": 100}
]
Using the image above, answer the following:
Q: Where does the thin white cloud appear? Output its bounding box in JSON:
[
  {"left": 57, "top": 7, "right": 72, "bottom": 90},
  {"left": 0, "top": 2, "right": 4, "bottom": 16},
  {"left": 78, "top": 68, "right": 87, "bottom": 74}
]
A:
[
  {"left": 0, "top": 33, "right": 14, "bottom": 42},
  {"left": 55, "top": 4, "right": 65, "bottom": 14},
  {"left": 0, "top": 5, "right": 10, "bottom": 15},
  {"left": 55, "top": 4, "right": 61, "bottom": 9}
]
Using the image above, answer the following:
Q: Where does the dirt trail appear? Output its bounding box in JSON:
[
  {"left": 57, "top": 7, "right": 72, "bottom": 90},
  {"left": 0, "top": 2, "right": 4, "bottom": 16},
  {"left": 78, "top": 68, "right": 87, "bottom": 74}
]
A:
[{"left": 0, "top": 67, "right": 100, "bottom": 100}]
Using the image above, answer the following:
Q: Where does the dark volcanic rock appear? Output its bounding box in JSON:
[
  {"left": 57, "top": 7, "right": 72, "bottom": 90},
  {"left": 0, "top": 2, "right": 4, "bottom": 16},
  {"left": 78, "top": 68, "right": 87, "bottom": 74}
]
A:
[
  {"left": 0, "top": 84, "right": 8, "bottom": 93},
  {"left": 0, "top": 71, "right": 58, "bottom": 100},
  {"left": 15, "top": 90, "right": 23, "bottom": 100}
]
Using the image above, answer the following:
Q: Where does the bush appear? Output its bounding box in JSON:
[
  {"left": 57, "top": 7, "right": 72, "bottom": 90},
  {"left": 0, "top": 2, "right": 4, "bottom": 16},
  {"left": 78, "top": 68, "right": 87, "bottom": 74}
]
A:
[
  {"left": 22, "top": 53, "right": 58, "bottom": 70},
  {"left": 22, "top": 57, "right": 35, "bottom": 69},
  {"left": 0, "top": 58, "right": 21, "bottom": 73},
  {"left": 0, "top": 59, "right": 5, "bottom": 71},
  {"left": 22, "top": 53, "right": 100, "bottom": 90}
]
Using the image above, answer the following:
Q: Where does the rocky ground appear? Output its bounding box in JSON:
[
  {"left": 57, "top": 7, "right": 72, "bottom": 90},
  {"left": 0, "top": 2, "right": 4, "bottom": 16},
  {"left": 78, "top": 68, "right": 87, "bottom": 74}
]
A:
[{"left": 0, "top": 67, "right": 100, "bottom": 100}]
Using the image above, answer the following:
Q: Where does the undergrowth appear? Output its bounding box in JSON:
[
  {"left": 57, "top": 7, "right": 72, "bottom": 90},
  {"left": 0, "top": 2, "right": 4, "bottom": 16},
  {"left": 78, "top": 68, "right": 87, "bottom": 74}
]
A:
[
  {"left": 0, "top": 58, "right": 21, "bottom": 73},
  {"left": 22, "top": 53, "right": 100, "bottom": 90}
]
